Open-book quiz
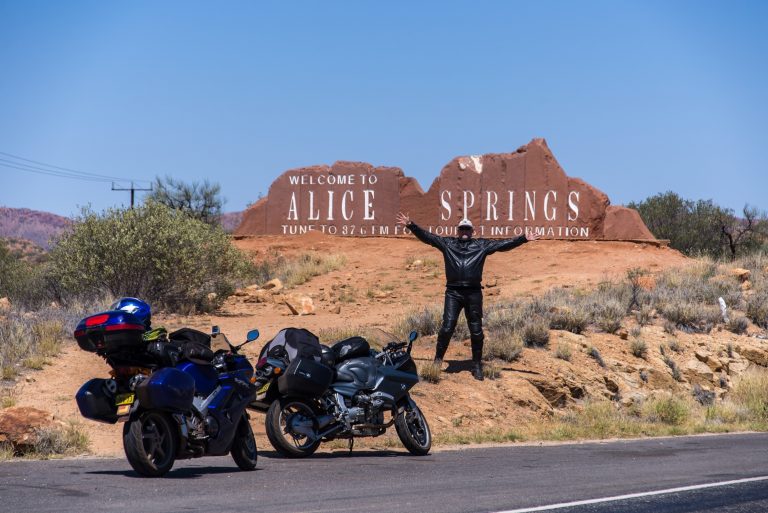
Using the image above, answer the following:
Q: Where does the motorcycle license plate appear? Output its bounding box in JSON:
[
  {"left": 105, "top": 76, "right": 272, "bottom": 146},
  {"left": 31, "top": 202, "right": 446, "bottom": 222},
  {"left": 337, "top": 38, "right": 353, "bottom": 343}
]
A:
[
  {"left": 115, "top": 393, "right": 135, "bottom": 406},
  {"left": 256, "top": 381, "right": 270, "bottom": 400},
  {"left": 115, "top": 393, "right": 134, "bottom": 415}
]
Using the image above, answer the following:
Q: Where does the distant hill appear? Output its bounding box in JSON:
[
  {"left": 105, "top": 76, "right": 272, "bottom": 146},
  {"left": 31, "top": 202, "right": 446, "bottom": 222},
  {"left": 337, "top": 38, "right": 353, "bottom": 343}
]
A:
[
  {"left": 0, "top": 207, "right": 72, "bottom": 249},
  {"left": 220, "top": 211, "right": 243, "bottom": 233},
  {"left": 2, "top": 236, "right": 48, "bottom": 263},
  {"left": 0, "top": 207, "right": 244, "bottom": 249}
]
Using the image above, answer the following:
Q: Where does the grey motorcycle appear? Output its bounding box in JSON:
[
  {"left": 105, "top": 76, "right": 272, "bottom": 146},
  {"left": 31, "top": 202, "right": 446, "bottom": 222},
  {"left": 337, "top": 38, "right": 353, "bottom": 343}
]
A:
[{"left": 255, "top": 330, "right": 431, "bottom": 457}]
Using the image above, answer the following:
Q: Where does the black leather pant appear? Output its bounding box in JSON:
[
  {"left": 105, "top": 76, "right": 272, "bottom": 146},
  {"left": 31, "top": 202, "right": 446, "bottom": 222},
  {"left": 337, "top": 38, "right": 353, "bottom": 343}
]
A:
[{"left": 436, "top": 287, "right": 484, "bottom": 361}]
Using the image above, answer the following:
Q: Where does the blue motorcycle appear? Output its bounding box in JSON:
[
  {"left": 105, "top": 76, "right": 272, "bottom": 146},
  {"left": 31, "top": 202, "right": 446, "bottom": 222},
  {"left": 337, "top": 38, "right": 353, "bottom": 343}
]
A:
[{"left": 74, "top": 301, "right": 259, "bottom": 477}]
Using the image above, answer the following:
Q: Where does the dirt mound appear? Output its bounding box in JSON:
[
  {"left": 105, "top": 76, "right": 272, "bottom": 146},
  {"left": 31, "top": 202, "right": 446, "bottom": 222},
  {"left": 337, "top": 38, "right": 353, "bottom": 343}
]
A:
[{"left": 9, "top": 236, "right": 701, "bottom": 456}]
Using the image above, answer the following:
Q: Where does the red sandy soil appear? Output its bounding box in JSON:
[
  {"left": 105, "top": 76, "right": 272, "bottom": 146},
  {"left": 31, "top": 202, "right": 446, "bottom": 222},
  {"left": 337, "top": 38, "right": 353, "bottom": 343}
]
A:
[{"left": 12, "top": 234, "right": 694, "bottom": 456}]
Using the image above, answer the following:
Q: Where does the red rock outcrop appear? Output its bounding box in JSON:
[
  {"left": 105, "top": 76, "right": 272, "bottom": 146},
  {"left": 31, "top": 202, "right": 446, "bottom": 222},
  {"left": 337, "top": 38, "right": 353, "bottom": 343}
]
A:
[
  {"left": 235, "top": 138, "right": 654, "bottom": 241},
  {"left": 0, "top": 407, "right": 58, "bottom": 449}
]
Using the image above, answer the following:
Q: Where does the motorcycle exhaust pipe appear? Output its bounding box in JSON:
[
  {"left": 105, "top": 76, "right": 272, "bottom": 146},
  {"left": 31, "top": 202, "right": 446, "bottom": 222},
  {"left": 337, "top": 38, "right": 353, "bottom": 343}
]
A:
[{"left": 309, "top": 422, "right": 344, "bottom": 442}]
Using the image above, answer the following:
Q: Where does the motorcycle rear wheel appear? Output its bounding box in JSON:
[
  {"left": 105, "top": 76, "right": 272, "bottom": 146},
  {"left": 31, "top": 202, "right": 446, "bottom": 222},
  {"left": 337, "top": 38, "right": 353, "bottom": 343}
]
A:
[
  {"left": 230, "top": 414, "right": 258, "bottom": 470},
  {"left": 265, "top": 399, "right": 321, "bottom": 458},
  {"left": 395, "top": 401, "right": 432, "bottom": 456},
  {"left": 123, "top": 410, "right": 178, "bottom": 477}
]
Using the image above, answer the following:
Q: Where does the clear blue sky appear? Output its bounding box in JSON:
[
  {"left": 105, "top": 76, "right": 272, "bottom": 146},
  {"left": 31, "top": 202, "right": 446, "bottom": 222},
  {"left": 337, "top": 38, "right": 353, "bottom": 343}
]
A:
[{"left": 0, "top": 1, "right": 766, "bottom": 217}]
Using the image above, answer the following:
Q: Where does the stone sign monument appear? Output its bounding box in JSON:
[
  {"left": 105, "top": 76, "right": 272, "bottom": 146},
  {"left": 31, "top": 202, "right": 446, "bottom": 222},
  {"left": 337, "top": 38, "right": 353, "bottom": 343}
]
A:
[{"left": 235, "top": 138, "right": 654, "bottom": 240}]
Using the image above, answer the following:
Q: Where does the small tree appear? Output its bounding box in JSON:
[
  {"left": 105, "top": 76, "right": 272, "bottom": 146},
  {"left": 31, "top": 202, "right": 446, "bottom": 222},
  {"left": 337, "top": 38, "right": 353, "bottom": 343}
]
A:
[
  {"left": 47, "top": 203, "right": 253, "bottom": 312},
  {"left": 628, "top": 192, "right": 762, "bottom": 258},
  {"left": 719, "top": 205, "right": 765, "bottom": 261},
  {"left": 146, "top": 176, "right": 224, "bottom": 225}
]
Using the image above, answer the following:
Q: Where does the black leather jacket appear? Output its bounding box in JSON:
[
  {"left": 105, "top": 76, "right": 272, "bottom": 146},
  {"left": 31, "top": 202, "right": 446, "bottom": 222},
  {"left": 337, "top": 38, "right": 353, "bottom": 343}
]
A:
[{"left": 407, "top": 222, "right": 527, "bottom": 288}]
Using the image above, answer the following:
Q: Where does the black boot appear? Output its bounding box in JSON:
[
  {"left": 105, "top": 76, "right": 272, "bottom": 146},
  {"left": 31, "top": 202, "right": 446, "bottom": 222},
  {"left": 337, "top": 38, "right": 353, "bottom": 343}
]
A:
[
  {"left": 472, "top": 359, "right": 484, "bottom": 381},
  {"left": 471, "top": 346, "right": 484, "bottom": 381},
  {"left": 434, "top": 342, "right": 448, "bottom": 364},
  {"left": 434, "top": 331, "right": 450, "bottom": 364}
]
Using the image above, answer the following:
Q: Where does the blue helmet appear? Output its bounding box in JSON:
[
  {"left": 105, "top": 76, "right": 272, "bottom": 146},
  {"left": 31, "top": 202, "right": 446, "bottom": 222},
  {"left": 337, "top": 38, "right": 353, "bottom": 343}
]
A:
[{"left": 110, "top": 297, "right": 151, "bottom": 328}]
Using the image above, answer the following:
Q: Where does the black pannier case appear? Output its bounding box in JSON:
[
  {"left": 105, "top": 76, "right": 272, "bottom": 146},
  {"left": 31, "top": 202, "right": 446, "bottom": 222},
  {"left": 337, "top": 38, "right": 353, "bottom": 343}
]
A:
[
  {"left": 135, "top": 367, "right": 196, "bottom": 412},
  {"left": 75, "top": 378, "right": 119, "bottom": 424},
  {"left": 332, "top": 336, "right": 370, "bottom": 362},
  {"left": 278, "top": 357, "right": 334, "bottom": 398}
]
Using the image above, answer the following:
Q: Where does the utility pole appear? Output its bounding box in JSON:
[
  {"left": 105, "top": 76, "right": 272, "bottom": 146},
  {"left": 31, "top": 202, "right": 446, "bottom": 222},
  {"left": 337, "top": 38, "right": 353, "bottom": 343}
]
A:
[{"left": 112, "top": 181, "right": 153, "bottom": 208}]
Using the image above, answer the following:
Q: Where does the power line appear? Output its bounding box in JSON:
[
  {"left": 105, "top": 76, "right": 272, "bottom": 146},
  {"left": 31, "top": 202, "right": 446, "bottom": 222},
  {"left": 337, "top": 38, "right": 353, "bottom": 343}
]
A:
[
  {"left": 0, "top": 150, "right": 145, "bottom": 182},
  {"left": 0, "top": 160, "right": 117, "bottom": 182},
  {"left": 0, "top": 158, "right": 115, "bottom": 182}
]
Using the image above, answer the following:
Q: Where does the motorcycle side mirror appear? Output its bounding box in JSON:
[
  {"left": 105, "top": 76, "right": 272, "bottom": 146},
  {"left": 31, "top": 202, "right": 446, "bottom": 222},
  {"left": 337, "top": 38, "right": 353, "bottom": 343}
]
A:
[
  {"left": 408, "top": 330, "right": 418, "bottom": 343},
  {"left": 212, "top": 325, "right": 220, "bottom": 336},
  {"left": 246, "top": 329, "right": 260, "bottom": 342}
]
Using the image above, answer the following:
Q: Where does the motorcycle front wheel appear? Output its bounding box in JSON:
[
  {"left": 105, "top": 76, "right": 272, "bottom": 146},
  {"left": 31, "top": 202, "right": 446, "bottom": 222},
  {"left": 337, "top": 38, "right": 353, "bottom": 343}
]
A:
[
  {"left": 123, "top": 410, "right": 178, "bottom": 477},
  {"left": 265, "top": 398, "right": 321, "bottom": 458},
  {"left": 230, "top": 414, "right": 258, "bottom": 470},
  {"left": 395, "top": 400, "right": 432, "bottom": 456}
]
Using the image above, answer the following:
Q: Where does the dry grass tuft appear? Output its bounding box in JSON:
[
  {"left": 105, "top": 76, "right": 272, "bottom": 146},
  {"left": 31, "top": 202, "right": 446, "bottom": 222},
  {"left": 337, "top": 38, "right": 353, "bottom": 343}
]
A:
[
  {"left": 643, "top": 395, "right": 690, "bottom": 425},
  {"left": 726, "top": 316, "right": 749, "bottom": 335},
  {"left": 635, "top": 304, "right": 654, "bottom": 326},
  {"left": 746, "top": 293, "right": 768, "bottom": 329},
  {"left": 418, "top": 361, "right": 442, "bottom": 384},
  {"left": 549, "top": 306, "right": 590, "bottom": 334},
  {"left": 555, "top": 342, "right": 573, "bottom": 362},
  {"left": 483, "top": 333, "right": 524, "bottom": 362},
  {"left": 482, "top": 361, "right": 501, "bottom": 380},
  {"left": 316, "top": 326, "right": 362, "bottom": 345},
  {"left": 587, "top": 346, "right": 606, "bottom": 368},
  {"left": 1, "top": 421, "right": 90, "bottom": 461},
  {"left": 395, "top": 305, "right": 441, "bottom": 339},
  {"left": 594, "top": 301, "right": 624, "bottom": 334},
  {"left": 521, "top": 317, "right": 550, "bottom": 347},
  {"left": 729, "top": 368, "right": 768, "bottom": 420},
  {"left": 630, "top": 338, "right": 648, "bottom": 359}
]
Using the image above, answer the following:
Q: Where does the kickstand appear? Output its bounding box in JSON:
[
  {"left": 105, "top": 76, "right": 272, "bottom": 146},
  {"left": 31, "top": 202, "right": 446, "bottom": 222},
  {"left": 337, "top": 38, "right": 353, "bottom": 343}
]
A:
[{"left": 348, "top": 436, "right": 354, "bottom": 455}]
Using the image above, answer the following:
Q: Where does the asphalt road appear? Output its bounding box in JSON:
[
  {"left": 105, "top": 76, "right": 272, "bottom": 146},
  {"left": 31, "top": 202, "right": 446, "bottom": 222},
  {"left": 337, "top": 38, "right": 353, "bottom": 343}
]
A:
[{"left": 1, "top": 433, "right": 768, "bottom": 513}]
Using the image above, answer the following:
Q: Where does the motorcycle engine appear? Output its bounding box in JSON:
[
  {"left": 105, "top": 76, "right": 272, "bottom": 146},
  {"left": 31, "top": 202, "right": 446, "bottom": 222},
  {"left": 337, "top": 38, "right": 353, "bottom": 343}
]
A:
[{"left": 349, "top": 392, "right": 386, "bottom": 426}]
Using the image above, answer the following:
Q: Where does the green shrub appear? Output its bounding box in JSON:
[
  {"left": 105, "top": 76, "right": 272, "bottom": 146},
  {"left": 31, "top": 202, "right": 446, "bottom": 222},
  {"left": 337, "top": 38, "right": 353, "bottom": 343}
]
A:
[
  {"left": 644, "top": 395, "right": 690, "bottom": 425},
  {"left": 46, "top": 203, "right": 253, "bottom": 312}
]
